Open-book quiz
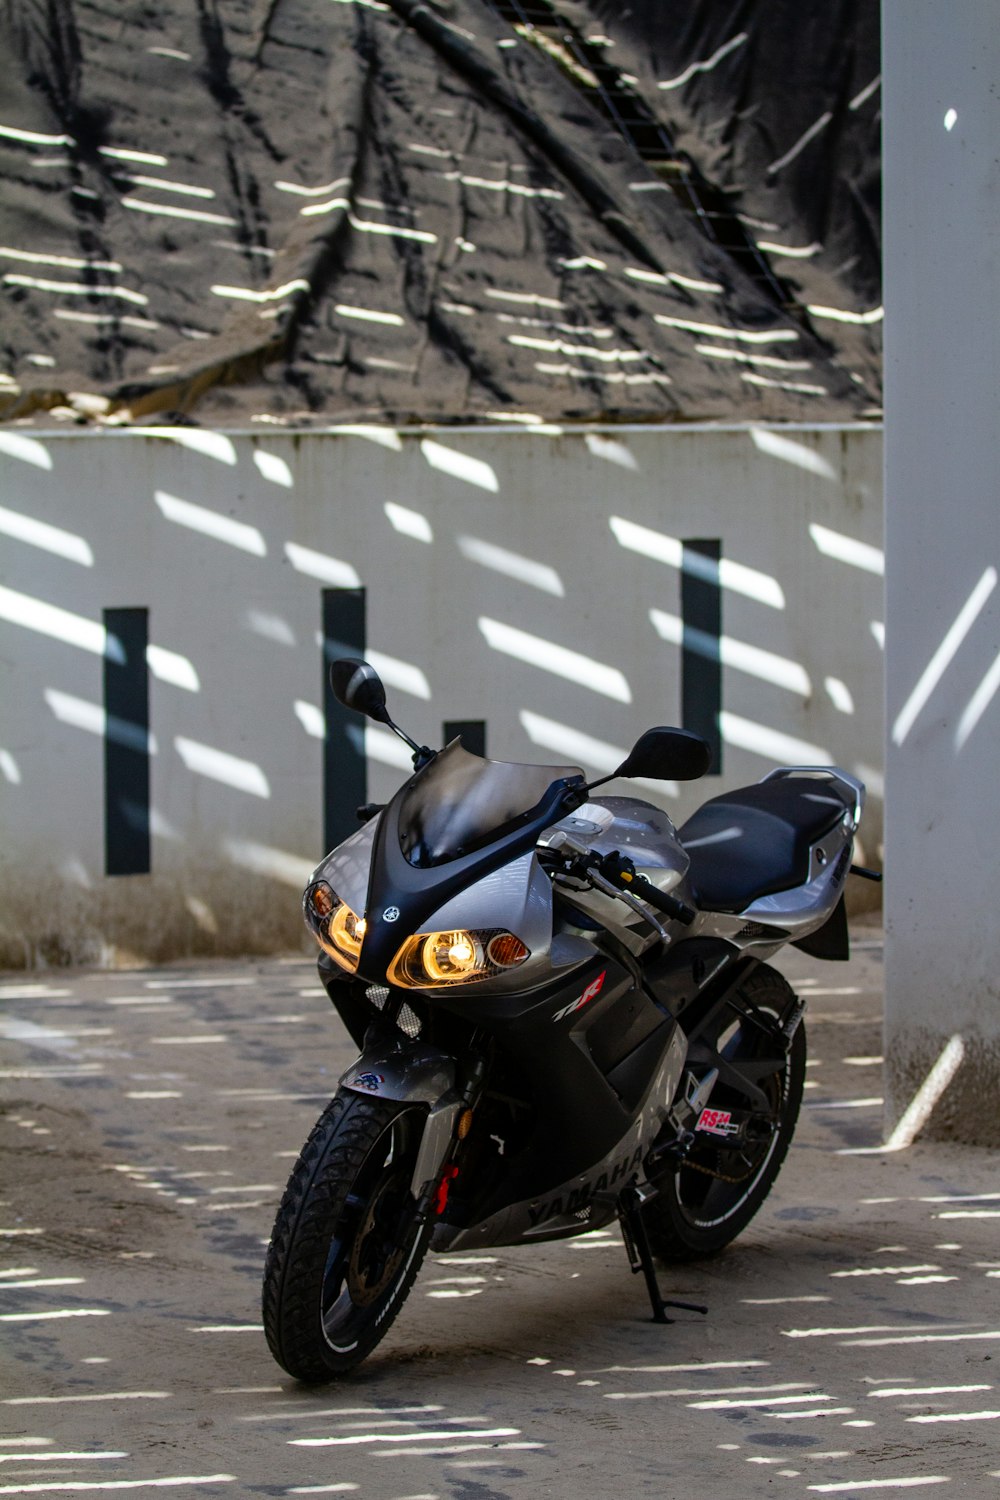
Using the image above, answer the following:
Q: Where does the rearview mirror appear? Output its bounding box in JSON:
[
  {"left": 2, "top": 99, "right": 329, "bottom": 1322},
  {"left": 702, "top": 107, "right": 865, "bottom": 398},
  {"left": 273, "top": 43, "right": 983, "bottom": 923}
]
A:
[
  {"left": 616, "top": 726, "right": 711, "bottom": 783},
  {"left": 329, "top": 659, "right": 391, "bottom": 725}
]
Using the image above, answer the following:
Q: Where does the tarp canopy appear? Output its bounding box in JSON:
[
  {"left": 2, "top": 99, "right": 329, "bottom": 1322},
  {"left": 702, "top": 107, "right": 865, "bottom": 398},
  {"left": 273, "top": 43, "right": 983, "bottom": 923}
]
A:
[{"left": 0, "top": 0, "right": 881, "bottom": 427}]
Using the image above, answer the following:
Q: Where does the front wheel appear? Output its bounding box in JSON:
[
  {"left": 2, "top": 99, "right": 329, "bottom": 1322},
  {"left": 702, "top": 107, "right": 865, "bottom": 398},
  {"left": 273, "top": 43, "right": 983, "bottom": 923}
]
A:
[
  {"left": 262, "top": 1089, "right": 431, "bottom": 1381},
  {"left": 644, "top": 965, "right": 806, "bottom": 1261}
]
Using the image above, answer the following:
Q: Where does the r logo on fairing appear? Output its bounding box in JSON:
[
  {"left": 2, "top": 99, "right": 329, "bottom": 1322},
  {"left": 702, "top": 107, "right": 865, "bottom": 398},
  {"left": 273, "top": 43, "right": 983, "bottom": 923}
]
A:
[{"left": 552, "top": 970, "right": 607, "bottom": 1023}]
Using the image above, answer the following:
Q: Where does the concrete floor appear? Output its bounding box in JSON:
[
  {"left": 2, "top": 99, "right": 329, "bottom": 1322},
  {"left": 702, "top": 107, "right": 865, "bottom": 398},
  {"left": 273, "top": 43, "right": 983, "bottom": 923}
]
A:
[{"left": 1, "top": 932, "right": 999, "bottom": 1498}]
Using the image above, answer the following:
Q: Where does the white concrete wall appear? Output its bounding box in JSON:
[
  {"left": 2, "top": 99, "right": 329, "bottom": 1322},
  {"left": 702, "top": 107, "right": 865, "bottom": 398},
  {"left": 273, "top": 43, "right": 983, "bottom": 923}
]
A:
[
  {"left": 0, "top": 423, "right": 883, "bottom": 967},
  {"left": 883, "top": 4, "right": 1000, "bottom": 1143}
]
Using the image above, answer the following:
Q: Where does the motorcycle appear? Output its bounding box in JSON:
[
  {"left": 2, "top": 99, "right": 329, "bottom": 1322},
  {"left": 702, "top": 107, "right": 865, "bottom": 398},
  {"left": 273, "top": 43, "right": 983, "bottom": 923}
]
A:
[{"left": 262, "top": 658, "right": 875, "bottom": 1381}]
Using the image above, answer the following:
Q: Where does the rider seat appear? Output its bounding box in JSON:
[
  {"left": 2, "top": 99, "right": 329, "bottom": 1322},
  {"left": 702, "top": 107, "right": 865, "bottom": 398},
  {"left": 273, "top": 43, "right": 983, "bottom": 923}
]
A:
[{"left": 678, "top": 776, "right": 853, "bottom": 914}]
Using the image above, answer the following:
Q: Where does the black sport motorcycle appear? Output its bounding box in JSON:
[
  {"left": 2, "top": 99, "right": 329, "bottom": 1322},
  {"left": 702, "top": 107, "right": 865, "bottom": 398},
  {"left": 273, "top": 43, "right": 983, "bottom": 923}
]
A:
[{"left": 262, "top": 658, "right": 874, "bottom": 1380}]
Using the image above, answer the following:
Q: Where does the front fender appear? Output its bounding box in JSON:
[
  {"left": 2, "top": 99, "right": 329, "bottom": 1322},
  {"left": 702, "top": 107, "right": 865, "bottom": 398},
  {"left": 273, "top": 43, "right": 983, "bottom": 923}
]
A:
[
  {"left": 340, "top": 1039, "right": 456, "bottom": 1104},
  {"left": 340, "top": 1039, "right": 460, "bottom": 1200}
]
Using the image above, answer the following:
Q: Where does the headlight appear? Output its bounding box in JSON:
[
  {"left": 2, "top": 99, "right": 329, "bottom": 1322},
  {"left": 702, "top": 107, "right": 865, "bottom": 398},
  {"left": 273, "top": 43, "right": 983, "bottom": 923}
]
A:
[
  {"left": 303, "top": 881, "right": 366, "bottom": 973},
  {"left": 387, "top": 928, "right": 529, "bottom": 989}
]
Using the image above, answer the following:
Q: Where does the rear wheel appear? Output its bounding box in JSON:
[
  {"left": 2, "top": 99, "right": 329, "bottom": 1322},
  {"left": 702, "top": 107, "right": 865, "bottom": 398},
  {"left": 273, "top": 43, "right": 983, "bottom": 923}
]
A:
[
  {"left": 644, "top": 965, "right": 805, "bottom": 1261},
  {"left": 262, "top": 1089, "right": 431, "bottom": 1381}
]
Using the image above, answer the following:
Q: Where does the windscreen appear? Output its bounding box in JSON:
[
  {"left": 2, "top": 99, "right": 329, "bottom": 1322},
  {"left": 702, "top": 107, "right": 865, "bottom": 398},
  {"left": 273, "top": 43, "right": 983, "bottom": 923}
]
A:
[{"left": 398, "top": 740, "right": 583, "bottom": 869}]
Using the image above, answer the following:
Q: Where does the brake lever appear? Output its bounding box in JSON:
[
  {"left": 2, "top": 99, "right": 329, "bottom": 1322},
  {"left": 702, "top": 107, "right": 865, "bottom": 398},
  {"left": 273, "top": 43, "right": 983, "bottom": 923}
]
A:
[
  {"left": 583, "top": 864, "right": 672, "bottom": 945},
  {"left": 582, "top": 844, "right": 697, "bottom": 926},
  {"left": 547, "top": 831, "right": 675, "bottom": 944}
]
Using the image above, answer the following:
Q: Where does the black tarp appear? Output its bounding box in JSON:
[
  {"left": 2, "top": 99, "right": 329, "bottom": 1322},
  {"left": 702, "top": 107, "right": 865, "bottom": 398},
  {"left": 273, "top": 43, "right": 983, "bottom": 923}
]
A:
[{"left": 0, "top": 0, "right": 881, "bottom": 426}]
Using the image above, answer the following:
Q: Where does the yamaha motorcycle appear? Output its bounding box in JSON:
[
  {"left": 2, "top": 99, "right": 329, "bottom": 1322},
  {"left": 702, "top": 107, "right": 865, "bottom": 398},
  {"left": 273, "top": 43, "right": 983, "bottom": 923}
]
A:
[{"left": 262, "top": 659, "right": 876, "bottom": 1381}]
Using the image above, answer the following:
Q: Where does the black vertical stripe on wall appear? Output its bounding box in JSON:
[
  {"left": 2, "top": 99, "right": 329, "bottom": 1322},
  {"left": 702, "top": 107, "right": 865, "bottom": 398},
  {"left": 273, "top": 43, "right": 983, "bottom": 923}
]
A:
[
  {"left": 681, "top": 539, "right": 723, "bottom": 774},
  {"left": 322, "top": 587, "right": 368, "bottom": 854},
  {"left": 103, "top": 607, "right": 151, "bottom": 876},
  {"left": 443, "top": 720, "right": 487, "bottom": 758}
]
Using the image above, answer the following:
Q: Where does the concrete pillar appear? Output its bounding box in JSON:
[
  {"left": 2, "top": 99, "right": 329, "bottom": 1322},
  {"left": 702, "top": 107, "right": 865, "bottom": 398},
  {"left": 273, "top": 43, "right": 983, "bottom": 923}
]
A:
[{"left": 883, "top": 2, "right": 1000, "bottom": 1144}]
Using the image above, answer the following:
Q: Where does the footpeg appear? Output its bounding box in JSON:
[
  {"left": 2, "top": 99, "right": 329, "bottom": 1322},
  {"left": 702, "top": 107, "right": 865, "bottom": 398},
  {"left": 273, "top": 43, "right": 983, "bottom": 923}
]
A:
[{"left": 685, "top": 1066, "right": 719, "bottom": 1115}]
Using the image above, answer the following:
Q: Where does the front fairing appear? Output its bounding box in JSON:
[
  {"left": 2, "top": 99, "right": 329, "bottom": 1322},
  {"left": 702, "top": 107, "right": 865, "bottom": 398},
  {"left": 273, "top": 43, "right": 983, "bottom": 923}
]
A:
[
  {"left": 312, "top": 814, "right": 379, "bottom": 920},
  {"left": 307, "top": 745, "right": 589, "bottom": 996}
]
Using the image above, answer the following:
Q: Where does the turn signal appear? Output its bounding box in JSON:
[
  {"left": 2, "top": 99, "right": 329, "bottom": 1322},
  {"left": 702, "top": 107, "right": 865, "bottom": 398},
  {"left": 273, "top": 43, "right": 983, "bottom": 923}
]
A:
[
  {"left": 486, "top": 933, "right": 529, "bottom": 967},
  {"left": 308, "top": 881, "right": 336, "bottom": 919}
]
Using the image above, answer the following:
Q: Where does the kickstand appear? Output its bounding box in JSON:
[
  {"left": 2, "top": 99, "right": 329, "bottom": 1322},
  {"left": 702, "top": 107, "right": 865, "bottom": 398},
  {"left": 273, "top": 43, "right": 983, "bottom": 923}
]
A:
[{"left": 618, "top": 1185, "right": 709, "bottom": 1325}]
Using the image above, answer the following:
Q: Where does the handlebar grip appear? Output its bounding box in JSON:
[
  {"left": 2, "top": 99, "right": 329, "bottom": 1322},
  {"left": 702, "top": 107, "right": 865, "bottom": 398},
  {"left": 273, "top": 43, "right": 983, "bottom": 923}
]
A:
[{"left": 627, "top": 872, "right": 697, "bottom": 926}]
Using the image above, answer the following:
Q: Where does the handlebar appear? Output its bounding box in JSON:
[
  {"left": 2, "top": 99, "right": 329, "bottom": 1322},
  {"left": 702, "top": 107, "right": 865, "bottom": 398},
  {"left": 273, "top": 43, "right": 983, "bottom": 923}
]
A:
[
  {"left": 547, "top": 833, "right": 697, "bottom": 929},
  {"left": 595, "top": 850, "right": 698, "bottom": 926}
]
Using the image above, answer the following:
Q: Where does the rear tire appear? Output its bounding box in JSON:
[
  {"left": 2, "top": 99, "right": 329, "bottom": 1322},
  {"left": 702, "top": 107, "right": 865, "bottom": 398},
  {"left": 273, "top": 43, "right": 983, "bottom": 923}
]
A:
[
  {"left": 262, "top": 1089, "right": 431, "bottom": 1381},
  {"left": 644, "top": 965, "right": 805, "bottom": 1262}
]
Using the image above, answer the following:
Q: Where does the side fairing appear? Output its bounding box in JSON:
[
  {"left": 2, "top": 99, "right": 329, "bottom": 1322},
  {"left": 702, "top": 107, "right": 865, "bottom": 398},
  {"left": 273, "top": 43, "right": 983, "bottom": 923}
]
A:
[{"left": 433, "top": 1020, "right": 687, "bottom": 1253}]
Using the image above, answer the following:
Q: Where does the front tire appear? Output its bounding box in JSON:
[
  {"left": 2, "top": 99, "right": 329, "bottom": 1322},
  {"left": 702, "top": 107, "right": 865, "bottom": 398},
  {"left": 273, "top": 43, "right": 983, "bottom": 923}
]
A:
[
  {"left": 644, "top": 965, "right": 806, "bottom": 1261},
  {"left": 262, "top": 1089, "right": 431, "bottom": 1381}
]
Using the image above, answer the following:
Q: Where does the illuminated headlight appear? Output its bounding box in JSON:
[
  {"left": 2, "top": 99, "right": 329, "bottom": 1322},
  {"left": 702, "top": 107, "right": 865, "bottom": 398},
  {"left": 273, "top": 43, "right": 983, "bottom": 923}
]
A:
[
  {"left": 387, "top": 928, "right": 529, "bottom": 989},
  {"left": 303, "top": 880, "right": 366, "bottom": 973}
]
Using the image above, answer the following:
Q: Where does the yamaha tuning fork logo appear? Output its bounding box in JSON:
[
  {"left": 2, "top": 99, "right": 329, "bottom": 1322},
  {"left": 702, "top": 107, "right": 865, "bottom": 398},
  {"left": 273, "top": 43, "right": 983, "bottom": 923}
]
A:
[{"left": 382, "top": 906, "right": 400, "bottom": 923}]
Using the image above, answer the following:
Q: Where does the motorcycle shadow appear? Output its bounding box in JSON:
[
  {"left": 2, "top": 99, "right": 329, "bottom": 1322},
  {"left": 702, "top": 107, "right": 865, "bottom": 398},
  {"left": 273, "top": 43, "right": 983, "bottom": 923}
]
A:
[
  {"left": 359, "top": 1212, "right": 896, "bottom": 1377},
  {"left": 342, "top": 1242, "right": 736, "bottom": 1377}
]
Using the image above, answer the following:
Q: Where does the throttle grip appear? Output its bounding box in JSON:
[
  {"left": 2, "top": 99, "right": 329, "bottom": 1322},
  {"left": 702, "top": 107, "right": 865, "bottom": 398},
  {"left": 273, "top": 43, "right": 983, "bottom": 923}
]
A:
[
  {"left": 581, "top": 845, "right": 697, "bottom": 927},
  {"left": 627, "top": 871, "right": 697, "bottom": 926}
]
